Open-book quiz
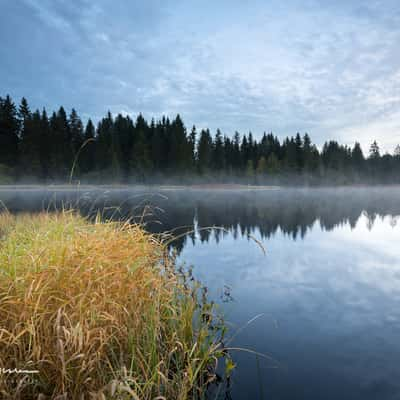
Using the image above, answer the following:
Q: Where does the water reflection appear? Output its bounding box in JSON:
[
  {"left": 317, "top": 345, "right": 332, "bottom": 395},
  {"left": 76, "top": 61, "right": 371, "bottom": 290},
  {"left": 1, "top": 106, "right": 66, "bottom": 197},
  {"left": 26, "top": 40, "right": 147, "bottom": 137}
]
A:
[
  {"left": 1, "top": 187, "right": 400, "bottom": 399},
  {"left": 1, "top": 187, "right": 399, "bottom": 250}
]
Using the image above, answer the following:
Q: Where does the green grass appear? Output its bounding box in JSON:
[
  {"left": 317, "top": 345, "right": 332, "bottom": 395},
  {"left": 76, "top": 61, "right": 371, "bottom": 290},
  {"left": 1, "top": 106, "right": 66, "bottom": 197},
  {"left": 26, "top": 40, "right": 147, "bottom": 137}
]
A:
[{"left": 0, "top": 211, "right": 228, "bottom": 399}]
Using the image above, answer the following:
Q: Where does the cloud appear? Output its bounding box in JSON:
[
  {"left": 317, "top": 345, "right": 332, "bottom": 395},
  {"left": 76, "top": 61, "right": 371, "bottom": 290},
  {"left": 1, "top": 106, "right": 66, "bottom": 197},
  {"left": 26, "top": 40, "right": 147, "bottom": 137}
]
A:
[{"left": 1, "top": 0, "right": 400, "bottom": 151}]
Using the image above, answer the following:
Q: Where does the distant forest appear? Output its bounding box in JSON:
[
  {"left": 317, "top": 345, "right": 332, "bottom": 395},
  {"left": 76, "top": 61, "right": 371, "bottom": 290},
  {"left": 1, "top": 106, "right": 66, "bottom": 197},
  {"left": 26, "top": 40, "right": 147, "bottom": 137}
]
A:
[{"left": 0, "top": 94, "right": 399, "bottom": 185}]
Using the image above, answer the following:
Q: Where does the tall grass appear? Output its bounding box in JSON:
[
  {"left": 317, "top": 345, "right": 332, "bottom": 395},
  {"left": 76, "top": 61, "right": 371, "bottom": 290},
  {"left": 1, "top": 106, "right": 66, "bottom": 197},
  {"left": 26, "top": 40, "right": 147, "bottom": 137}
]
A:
[{"left": 0, "top": 212, "right": 227, "bottom": 399}]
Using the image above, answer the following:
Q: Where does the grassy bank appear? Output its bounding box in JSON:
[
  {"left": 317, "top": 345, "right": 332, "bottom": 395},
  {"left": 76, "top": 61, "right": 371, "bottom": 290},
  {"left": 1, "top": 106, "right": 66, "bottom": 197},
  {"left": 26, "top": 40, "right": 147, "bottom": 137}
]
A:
[{"left": 0, "top": 212, "right": 227, "bottom": 399}]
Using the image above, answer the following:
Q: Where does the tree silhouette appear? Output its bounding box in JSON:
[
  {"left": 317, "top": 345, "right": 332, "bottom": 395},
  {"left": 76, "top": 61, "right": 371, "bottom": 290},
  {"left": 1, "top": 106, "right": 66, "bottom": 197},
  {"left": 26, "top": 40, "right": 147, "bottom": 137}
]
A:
[{"left": 0, "top": 93, "right": 399, "bottom": 185}]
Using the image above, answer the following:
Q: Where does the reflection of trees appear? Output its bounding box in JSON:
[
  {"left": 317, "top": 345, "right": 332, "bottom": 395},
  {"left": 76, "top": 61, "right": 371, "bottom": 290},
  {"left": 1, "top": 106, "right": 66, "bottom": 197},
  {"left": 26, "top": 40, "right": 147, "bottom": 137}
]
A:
[{"left": 2, "top": 188, "right": 400, "bottom": 253}]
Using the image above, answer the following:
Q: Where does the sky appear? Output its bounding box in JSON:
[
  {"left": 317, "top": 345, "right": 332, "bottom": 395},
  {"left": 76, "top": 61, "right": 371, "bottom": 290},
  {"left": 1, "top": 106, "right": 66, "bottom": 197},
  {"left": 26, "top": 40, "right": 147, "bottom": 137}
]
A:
[{"left": 1, "top": 0, "right": 400, "bottom": 152}]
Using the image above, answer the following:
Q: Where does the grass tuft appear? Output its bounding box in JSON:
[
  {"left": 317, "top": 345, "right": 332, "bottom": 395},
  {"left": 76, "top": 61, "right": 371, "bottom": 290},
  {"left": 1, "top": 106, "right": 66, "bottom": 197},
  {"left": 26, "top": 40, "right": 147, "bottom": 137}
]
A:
[{"left": 0, "top": 212, "right": 227, "bottom": 399}]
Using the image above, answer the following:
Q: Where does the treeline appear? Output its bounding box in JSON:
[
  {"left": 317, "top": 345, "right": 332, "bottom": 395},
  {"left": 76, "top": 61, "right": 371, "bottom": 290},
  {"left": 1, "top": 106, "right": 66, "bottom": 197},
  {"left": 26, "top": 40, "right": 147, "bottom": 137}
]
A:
[{"left": 0, "top": 94, "right": 399, "bottom": 184}]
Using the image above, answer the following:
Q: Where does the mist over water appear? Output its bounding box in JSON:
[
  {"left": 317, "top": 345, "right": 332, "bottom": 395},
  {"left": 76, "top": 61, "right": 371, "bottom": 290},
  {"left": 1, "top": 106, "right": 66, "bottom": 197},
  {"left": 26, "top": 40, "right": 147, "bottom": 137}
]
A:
[{"left": 1, "top": 186, "right": 400, "bottom": 399}]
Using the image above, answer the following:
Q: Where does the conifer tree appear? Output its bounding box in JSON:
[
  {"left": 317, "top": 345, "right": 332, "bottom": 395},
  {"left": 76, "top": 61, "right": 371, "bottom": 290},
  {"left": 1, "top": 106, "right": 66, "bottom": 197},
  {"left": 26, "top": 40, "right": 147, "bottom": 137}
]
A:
[
  {"left": 213, "top": 129, "right": 225, "bottom": 171},
  {"left": 18, "top": 97, "right": 31, "bottom": 127},
  {"left": 197, "top": 129, "right": 212, "bottom": 173},
  {"left": 0, "top": 95, "right": 19, "bottom": 168},
  {"left": 81, "top": 119, "right": 96, "bottom": 174},
  {"left": 188, "top": 125, "right": 197, "bottom": 169},
  {"left": 69, "top": 109, "right": 84, "bottom": 156},
  {"left": 369, "top": 141, "right": 380, "bottom": 159},
  {"left": 351, "top": 142, "right": 364, "bottom": 168},
  {"left": 40, "top": 109, "right": 51, "bottom": 179}
]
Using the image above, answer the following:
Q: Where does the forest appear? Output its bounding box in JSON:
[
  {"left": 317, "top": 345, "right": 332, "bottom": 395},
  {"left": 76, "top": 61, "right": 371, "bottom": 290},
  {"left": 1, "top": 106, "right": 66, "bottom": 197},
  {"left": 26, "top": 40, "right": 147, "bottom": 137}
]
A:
[{"left": 0, "top": 94, "right": 399, "bottom": 185}]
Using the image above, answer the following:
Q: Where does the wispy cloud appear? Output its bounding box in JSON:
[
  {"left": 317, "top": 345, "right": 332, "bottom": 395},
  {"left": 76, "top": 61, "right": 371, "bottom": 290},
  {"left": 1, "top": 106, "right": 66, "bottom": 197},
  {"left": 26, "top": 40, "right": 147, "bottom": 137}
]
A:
[{"left": 1, "top": 0, "right": 400, "bottom": 151}]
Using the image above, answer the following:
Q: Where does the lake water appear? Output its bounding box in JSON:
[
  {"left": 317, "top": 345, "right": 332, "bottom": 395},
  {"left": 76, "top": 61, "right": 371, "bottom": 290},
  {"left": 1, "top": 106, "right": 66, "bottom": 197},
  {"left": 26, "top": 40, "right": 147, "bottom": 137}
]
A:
[{"left": 1, "top": 186, "right": 400, "bottom": 399}]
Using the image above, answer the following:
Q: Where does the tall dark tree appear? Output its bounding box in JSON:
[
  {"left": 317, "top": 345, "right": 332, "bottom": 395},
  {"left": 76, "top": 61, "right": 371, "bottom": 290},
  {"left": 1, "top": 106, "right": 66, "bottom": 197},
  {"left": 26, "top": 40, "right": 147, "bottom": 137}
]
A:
[
  {"left": 166, "top": 114, "right": 191, "bottom": 171},
  {"left": 18, "top": 97, "right": 31, "bottom": 127},
  {"left": 294, "top": 133, "right": 303, "bottom": 171},
  {"left": 232, "top": 132, "right": 241, "bottom": 170},
  {"left": 351, "top": 142, "right": 364, "bottom": 169},
  {"left": 19, "top": 108, "right": 42, "bottom": 178},
  {"left": 151, "top": 120, "right": 166, "bottom": 170},
  {"left": 197, "top": 129, "right": 213, "bottom": 173},
  {"left": 130, "top": 129, "right": 152, "bottom": 180},
  {"left": 213, "top": 129, "right": 225, "bottom": 171},
  {"left": 369, "top": 141, "right": 380, "bottom": 159},
  {"left": 48, "top": 107, "right": 71, "bottom": 178},
  {"left": 0, "top": 95, "right": 19, "bottom": 168},
  {"left": 39, "top": 109, "right": 51, "bottom": 179},
  {"left": 80, "top": 119, "right": 96, "bottom": 174},
  {"left": 69, "top": 109, "right": 84, "bottom": 156},
  {"left": 188, "top": 125, "right": 197, "bottom": 169}
]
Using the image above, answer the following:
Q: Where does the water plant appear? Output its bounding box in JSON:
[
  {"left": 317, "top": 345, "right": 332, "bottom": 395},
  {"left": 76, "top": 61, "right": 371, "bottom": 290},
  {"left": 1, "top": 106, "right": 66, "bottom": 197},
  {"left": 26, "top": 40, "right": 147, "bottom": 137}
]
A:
[{"left": 0, "top": 211, "right": 228, "bottom": 399}]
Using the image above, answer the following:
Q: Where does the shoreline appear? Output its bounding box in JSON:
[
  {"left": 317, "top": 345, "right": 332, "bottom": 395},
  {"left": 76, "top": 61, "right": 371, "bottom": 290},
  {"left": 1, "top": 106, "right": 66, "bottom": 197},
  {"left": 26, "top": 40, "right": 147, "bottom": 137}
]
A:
[
  {"left": 1, "top": 183, "right": 400, "bottom": 192},
  {"left": 0, "top": 183, "right": 281, "bottom": 191}
]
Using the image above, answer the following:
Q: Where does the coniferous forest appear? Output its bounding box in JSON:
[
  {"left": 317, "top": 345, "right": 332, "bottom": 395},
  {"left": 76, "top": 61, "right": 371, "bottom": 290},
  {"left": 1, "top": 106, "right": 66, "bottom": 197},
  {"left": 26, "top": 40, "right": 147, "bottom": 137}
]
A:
[{"left": 0, "top": 94, "right": 399, "bottom": 185}]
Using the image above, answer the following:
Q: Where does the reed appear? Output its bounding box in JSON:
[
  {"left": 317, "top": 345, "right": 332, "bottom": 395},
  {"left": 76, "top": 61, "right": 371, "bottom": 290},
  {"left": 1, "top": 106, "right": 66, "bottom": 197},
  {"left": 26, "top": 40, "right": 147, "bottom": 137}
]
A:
[{"left": 0, "top": 211, "right": 227, "bottom": 399}]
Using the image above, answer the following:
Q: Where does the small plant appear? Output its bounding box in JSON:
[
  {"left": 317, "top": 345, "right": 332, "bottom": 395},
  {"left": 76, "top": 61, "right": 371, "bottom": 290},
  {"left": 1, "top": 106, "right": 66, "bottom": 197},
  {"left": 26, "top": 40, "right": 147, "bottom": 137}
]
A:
[{"left": 0, "top": 211, "right": 229, "bottom": 399}]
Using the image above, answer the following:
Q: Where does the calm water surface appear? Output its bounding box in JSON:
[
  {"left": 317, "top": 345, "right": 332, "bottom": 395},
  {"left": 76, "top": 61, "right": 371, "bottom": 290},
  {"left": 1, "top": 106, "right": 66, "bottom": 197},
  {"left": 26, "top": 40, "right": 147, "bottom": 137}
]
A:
[{"left": 1, "top": 187, "right": 400, "bottom": 399}]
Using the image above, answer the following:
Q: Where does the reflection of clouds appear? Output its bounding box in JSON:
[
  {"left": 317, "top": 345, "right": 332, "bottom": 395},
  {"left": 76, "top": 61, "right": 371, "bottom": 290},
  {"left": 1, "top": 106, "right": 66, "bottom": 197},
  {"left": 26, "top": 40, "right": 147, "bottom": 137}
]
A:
[
  {"left": 179, "top": 213, "right": 400, "bottom": 335},
  {"left": 179, "top": 215, "right": 400, "bottom": 396}
]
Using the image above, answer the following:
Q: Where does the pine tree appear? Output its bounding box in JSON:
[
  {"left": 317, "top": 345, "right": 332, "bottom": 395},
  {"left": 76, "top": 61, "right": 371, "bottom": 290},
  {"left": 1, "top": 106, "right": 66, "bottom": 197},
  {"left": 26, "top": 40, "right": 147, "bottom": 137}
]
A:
[
  {"left": 49, "top": 107, "right": 71, "bottom": 178},
  {"left": 96, "top": 112, "right": 114, "bottom": 172},
  {"left": 197, "top": 129, "right": 212, "bottom": 173},
  {"left": 283, "top": 137, "right": 297, "bottom": 171},
  {"left": 18, "top": 97, "right": 31, "bottom": 127},
  {"left": 19, "top": 108, "right": 42, "bottom": 178},
  {"left": 351, "top": 142, "right": 364, "bottom": 167},
  {"left": 369, "top": 141, "right": 380, "bottom": 159},
  {"left": 18, "top": 97, "right": 34, "bottom": 174},
  {"left": 166, "top": 114, "right": 190, "bottom": 171},
  {"left": 69, "top": 109, "right": 84, "bottom": 156},
  {"left": 0, "top": 95, "right": 19, "bottom": 168},
  {"left": 81, "top": 119, "right": 96, "bottom": 174},
  {"left": 232, "top": 132, "right": 241, "bottom": 170},
  {"left": 213, "top": 129, "right": 225, "bottom": 171},
  {"left": 40, "top": 109, "right": 51, "bottom": 180},
  {"left": 130, "top": 129, "right": 152, "bottom": 180},
  {"left": 294, "top": 133, "right": 303, "bottom": 171},
  {"left": 114, "top": 114, "right": 134, "bottom": 175},
  {"left": 151, "top": 120, "right": 165, "bottom": 171},
  {"left": 188, "top": 125, "right": 197, "bottom": 169}
]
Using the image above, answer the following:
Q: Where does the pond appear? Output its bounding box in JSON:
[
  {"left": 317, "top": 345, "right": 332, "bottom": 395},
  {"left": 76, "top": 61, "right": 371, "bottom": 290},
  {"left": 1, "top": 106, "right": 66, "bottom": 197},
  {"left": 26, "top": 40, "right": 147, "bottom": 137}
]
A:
[{"left": 1, "top": 186, "right": 400, "bottom": 399}]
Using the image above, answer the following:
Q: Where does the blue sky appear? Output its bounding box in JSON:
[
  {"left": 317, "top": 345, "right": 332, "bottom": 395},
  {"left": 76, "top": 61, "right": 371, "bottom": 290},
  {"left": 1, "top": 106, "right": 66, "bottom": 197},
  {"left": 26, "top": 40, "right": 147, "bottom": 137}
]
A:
[{"left": 1, "top": 0, "right": 400, "bottom": 152}]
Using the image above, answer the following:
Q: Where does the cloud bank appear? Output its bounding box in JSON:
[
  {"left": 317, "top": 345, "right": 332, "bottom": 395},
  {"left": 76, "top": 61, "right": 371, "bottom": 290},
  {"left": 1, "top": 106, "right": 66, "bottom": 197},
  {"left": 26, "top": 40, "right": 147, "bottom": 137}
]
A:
[{"left": 1, "top": 0, "right": 400, "bottom": 152}]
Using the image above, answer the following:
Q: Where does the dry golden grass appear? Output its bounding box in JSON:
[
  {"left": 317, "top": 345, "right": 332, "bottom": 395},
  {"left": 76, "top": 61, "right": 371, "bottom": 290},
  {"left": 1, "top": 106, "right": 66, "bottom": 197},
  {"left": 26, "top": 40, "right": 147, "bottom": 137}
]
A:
[{"left": 0, "top": 212, "right": 225, "bottom": 399}]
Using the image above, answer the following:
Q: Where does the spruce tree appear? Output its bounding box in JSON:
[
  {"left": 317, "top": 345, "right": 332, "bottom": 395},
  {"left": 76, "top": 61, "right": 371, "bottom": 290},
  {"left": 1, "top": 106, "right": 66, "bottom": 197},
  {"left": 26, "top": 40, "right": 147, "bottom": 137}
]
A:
[
  {"left": 188, "top": 125, "right": 197, "bottom": 170},
  {"left": 19, "top": 108, "right": 42, "bottom": 179},
  {"left": 81, "top": 119, "right": 96, "bottom": 174},
  {"left": 213, "top": 129, "right": 225, "bottom": 171},
  {"left": 197, "top": 129, "right": 212, "bottom": 174},
  {"left": 0, "top": 95, "right": 19, "bottom": 168},
  {"left": 40, "top": 109, "right": 51, "bottom": 180},
  {"left": 369, "top": 141, "right": 380, "bottom": 159},
  {"left": 69, "top": 109, "right": 84, "bottom": 156}
]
